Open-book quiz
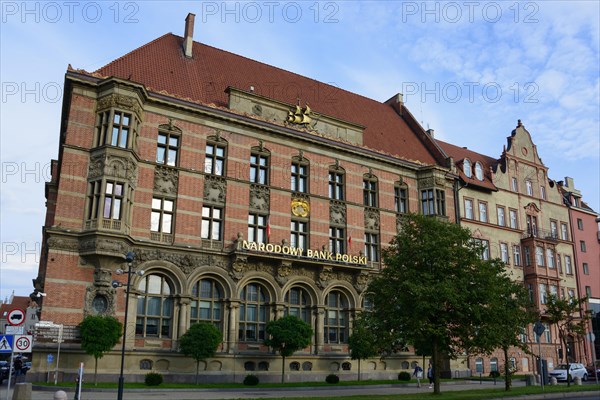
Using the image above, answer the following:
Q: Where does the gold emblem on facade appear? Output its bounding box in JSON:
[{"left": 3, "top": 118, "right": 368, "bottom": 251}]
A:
[
  {"left": 291, "top": 199, "right": 310, "bottom": 217},
  {"left": 287, "top": 104, "right": 312, "bottom": 126}
]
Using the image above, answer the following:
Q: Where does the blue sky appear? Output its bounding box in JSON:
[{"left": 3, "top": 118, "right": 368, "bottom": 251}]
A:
[{"left": 1, "top": 1, "right": 599, "bottom": 299}]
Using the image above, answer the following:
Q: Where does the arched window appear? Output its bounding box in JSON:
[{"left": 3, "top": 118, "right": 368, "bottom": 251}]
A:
[
  {"left": 490, "top": 357, "right": 498, "bottom": 372},
  {"left": 289, "top": 362, "right": 300, "bottom": 371},
  {"left": 302, "top": 362, "right": 313, "bottom": 371},
  {"left": 284, "top": 287, "right": 311, "bottom": 324},
  {"left": 474, "top": 162, "right": 484, "bottom": 181},
  {"left": 135, "top": 274, "right": 174, "bottom": 338},
  {"left": 342, "top": 362, "right": 352, "bottom": 370},
  {"left": 258, "top": 361, "right": 269, "bottom": 371},
  {"left": 401, "top": 361, "right": 410, "bottom": 370},
  {"left": 190, "top": 279, "right": 223, "bottom": 330},
  {"left": 239, "top": 283, "right": 270, "bottom": 342},
  {"left": 244, "top": 361, "right": 255, "bottom": 371},
  {"left": 475, "top": 357, "right": 484, "bottom": 373},
  {"left": 324, "top": 290, "right": 348, "bottom": 344},
  {"left": 463, "top": 159, "right": 472, "bottom": 178}
]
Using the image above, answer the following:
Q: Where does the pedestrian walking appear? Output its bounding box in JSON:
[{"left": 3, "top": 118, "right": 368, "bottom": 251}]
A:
[
  {"left": 427, "top": 363, "right": 434, "bottom": 388},
  {"left": 413, "top": 362, "right": 423, "bottom": 388}
]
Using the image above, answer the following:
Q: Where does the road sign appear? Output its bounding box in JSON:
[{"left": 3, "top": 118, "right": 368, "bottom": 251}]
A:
[
  {"left": 533, "top": 321, "right": 545, "bottom": 337},
  {"left": 47, "top": 354, "right": 54, "bottom": 364},
  {"left": 14, "top": 335, "right": 32, "bottom": 352},
  {"left": 0, "top": 335, "right": 13, "bottom": 352},
  {"left": 5, "top": 326, "right": 24, "bottom": 335},
  {"left": 7, "top": 309, "right": 25, "bottom": 326}
]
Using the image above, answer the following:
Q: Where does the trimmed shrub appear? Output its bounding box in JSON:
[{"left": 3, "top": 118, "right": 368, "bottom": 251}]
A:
[
  {"left": 325, "top": 374, "right": 340, "bottom": 384},
  {"left": 489, "top": 371, "right": 501, "bottom": 378},
  {"left": 398, "top": 371, "right": 411, "bottom": 381},
  {"left": 144, "top": 372, "right": 163, "bottom": 386},
  {"left": 243, "top": 374, "right": 259, "bottom": 386}
]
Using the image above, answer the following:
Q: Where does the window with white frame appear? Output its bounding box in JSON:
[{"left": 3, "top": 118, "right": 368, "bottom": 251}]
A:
[
  {"left": 474, "top": 162, "right": 484, "bottom": 181},
  {"left": 500, "top": 243, "right": 509, "bottom": 264},
  {"left": 511, "top": 177, "right": 518, "bottom": 192},
  {"left": 536, "top": 246, "right": 545, "bottom": 266},
  {"left": 465, "top": 198, "right": 474, "bottom": 219},
  {"left": 550, "top": 220, "right": 558, "bottom": 239},
  {"left": 539, "top": 283, "right": 547, "bottom": 304},
  {"left": 540, "top": 186, "right": 546, "bottom": 199},
  {"left": 151, "top": 198, "right": 174, "bottom": 233},
  {"left": 543, "top": 323, "right": 551, "bottom": 343},
  {"left": 509, "top": 209, "right": 518, "bottom": 229},
  {"left": 550, "top": 285, "right": 558, "bottom": 299},
  {"left": 513, "top": 245, "right": 521, "bottom": 266},
  {"left": 560, "top": 223, "right": 568, "bottom": 240},
  {"left": 479, "top": 202, "right": 488, "bottom": 223},
  {"left": 497, "top": 207, "right": 506, "bottom": 226},
  {"left": 546, "top": 248, "right": 555, "bottom": 268},
  {"left": 565, "top": 255, "right": 572, "bottom": 274},
  {"left": 463, "top": 159, "right": 472, "bottom": 177},
  {"left": 526, "top": 180, "right": 533, "bottom": 196}
]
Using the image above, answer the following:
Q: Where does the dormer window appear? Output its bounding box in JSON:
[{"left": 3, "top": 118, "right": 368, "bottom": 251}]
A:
[
  {"left": 474, "top": 162, "right": 484, "bottom": 181},
  {"left": 463, "top": 159, "right": 472, "bottom": 178}
]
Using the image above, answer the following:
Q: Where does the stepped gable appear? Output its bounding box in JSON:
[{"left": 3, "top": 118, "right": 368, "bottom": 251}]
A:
[
  {"left": 94, "top": 33, "right": 438, "bottom": 165},
  {"left": 437, "top": 139, "right": 498, "bottom": 191}
]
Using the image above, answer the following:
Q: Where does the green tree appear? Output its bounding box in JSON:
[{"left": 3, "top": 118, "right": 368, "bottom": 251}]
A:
[
  {"left": 78, "top": 315, "right": 122, "bottom": 385},
  {"left": 348, "top": 315, "right": 379, "bottom": 381},
  {"left": 179, "top": 322, "right": 222, "bottom": 385},
  {"left": 367, "top": 213, "right": 521, "bottom": 394},
  {"left": 264, "top": 315, "right": 313, "bottom": 383},
  {"left": 472, "top": 272, "right": 537, "bottom": 391},
  {"left": 544, "top": 294, "right": 590, "bottom": 387}
]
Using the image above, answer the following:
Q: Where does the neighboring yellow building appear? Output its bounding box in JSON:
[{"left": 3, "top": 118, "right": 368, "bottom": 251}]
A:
[{"left": 438, "top": 120, "right": 582, "bottom": 375}]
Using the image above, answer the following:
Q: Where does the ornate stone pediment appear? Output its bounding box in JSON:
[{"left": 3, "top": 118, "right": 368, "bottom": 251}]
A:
[
  {"left": 330, "top": 201, "right": 346, "bottom": 225},
  {"left": 97, "top": 94, "right": 141, "bottom": 116},
  {"left": 154, "top": 166, "right": 179, "bottom": 196},
  {"left": 88, "top": 152, "right": 138, "bottom": 188},
  {"left": 364, "top": 208, "right": 380, "bottom": 231},
  {"left": 250, "top": 185, "right": 270, "bottom": 211},
  {"left": 204, "top": 175, "right": 226, "bottom": 204}
]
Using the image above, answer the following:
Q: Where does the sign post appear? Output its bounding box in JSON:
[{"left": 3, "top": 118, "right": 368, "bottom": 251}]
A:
[{"left": 533, "top": 321, "right": 545, "bottom": 390}]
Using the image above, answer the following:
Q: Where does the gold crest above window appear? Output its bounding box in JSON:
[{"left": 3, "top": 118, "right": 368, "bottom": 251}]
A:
[
  {"left": 291, "top": 199, "right": 310, "bottom": 217},
  {"left": 287, "top": 104, "right": 312, "bottom": 126}
]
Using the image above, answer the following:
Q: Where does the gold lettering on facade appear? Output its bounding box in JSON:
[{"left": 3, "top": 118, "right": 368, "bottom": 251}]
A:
[{"left": 241, "top": 241, "right": 366, "bottom": 265}]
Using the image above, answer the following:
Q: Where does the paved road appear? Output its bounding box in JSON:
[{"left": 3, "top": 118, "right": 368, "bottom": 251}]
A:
[{"left": 2, "top": 380, "right": 599, "bottom": 400}]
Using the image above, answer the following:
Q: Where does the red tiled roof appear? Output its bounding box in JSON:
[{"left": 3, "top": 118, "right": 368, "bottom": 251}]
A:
[
  {"left": 93, "top": 33, "right": 438, "bottom": 165},
  {"left": 436, "top": 140, "right": 498, "bottom": 191},
  {"left": 0, "top": 296, "right": 30, "bottom": 315}
]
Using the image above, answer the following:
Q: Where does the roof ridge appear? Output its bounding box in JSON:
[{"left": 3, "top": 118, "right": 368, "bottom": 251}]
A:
[{"left": 93, "top": 33, "right": 174, "bottom": 74}]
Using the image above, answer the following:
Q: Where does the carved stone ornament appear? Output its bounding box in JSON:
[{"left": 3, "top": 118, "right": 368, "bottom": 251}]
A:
[
  {"left": 330, "top": 201, "right": 346, "bottom": 225},
  {"left": 47, "top": 237, "right": 79, "bottom": 252},
  {"left": 287, "top": 103, "right": 312, "bottom": 126},
  {"left": 355, "top": 271, "right": 371, "bottom": 293},
  {"left": 133, "top": 248, "right": 227, "bottom": 275},
  {"left": 79, "top": 238, "right": 128, "bottom": 256},
  {"left": 84, "top": 284, "right": 116, "bottom": 317},
  {"left": 154, "top": 166, "right": 179, "bottom": 196},
  {"left": 418, "top": 177, "right": 434, "bottom": 188},
  {"left": 435, "top": 177, "right": 446, "bottom": 186},
  {"left": 275, "top": 261, "right": 293, "bottom": 286},
  {"left": 291, "top": 198, "right": 310, "bottom": 218},
  {"left": 96, "top": 94, "right": 141, "bottom": 116},
  {"left": 230, "top": 255, "right": 248, "bottom": 281},
  {"left": 364, "top": 208, "right": 380, "bottom": 231},
  {"left": 524, "top": 202, "right": 541, "bottom": 215},
  {"left": 250, "top": 185, "right": 270, "bottom": 211},
  {"left": 204, "top": 175, "right": 226, "bottom": 204},
  {"left": 317, "top": 267, "right": 335, "bottom": 289},
  {"left": 88, "top": 153, "right": 138, "bottom": 188},
  {"left": 94, "top": 268, "right": 113, "bottom": 288}
]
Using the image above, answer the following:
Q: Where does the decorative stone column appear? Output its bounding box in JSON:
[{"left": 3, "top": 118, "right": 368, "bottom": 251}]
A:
[
  {"left": 177, "top": 296, "right": 191, "bottom": 339},
  {"left": 315, "top": 306, "right": 325, "bottom": 354},
  {"left": 226, "top": 300, "right": 239, "bottom": 353}
]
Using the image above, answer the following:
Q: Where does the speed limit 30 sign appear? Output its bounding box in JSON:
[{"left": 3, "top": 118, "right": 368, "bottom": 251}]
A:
[{"left": 14, "top": 335, "right": 33, "bottom": 353}]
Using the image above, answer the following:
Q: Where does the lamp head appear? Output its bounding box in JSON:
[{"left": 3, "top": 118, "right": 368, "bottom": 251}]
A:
[
  {"left": 115, "top": 269, "right": 124, "bottom": 275},
  {"left": 112, "top": 280, "right": 121, "bottom": 289},
  {"left": 125, "top": 251, "right": 135, "bottom": 263}
]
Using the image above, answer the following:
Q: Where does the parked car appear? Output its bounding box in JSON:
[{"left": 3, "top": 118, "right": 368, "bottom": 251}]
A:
[
  {"left": 548, "top": 363, "right": 588, "bottom": 382},
  {"left": 0, "top": 360, "right": 10, "bottom": 384},
  {"left": 586, "top": 361, "right": 600, "bottom": 378}
]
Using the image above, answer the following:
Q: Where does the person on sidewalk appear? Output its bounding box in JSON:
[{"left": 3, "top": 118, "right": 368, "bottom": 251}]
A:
[
  {"left": 413, "top": 362, "right": 423, "bottom": 388},
  {"left": 427, "top": 363, "right": 434, "bottom": 388}
]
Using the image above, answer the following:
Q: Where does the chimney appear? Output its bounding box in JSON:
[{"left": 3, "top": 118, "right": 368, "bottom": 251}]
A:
[
  {"left": 183, "top": 13, "right": 195, "bottom": 58},
  {"left": 384, "top": 93, "right": 404, "bottom": 115},
  {"left": 426, "top": 129, "right": 435, "bottom": 138}
]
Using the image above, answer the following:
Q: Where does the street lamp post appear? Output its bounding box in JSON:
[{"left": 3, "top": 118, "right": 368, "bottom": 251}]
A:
[{"left": 112, "top": 251, "right": 141, "bottom": 400}]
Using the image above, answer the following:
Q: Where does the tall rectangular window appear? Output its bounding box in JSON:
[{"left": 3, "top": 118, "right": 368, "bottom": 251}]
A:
[
  {"left": 363, "top": 178, "right": 378, "bottom": 207},
  {"left": 474, "top": 239, "right": 490, "bottom": 260},
  {"left": 535, "top": 246, "right": 545, "bottom": 266},
  {"left": 500, "top": 243, "right": 509, "bottom": 264},
  {"left": 329, "top": 227, "right": 345, "bottom": 254},
  {"left": 513, "top": 245, "right": 521, "bottom": 266},
  {"left": 560, "top": 223, "right": 568, "bottom": 240},
  {"left": 103, "top": 182, "right": 123, "bottom": 220},
  {"left": 421, "top": 189, "right": 434, "bottom": 215},
  {"left": 291, "top": 161, "right": 308, "bottom": 193},
  {"left": 526, "top": 180, "right": 533, "bottom": 196},
  {"left": 201, "top": 206, "right": 223, "bottom": 240},
  {"left": 540, "top": 186, "right": 546, "bottom": 199},
  {"left": 586, "top": 286, "right": 592, "bottom": 298},
  {"left": 546, "top": 248, "right": 555, "bottom": 268},
  {"left": 479, "top": 202, "right": 488, "bottom": 223},
  {"left": 550, "top": 221, "right": 558, "bottom": 239},
  {"left": 524, "top": 246, "right": 531, "bottom": 266},
  {"left": 511, "top": 177, "right": 518, "bottom": 192},
  {"left": 250, "top": 153, "right": 269, "bottom": 185},
  {"left": 290, "top": 220, "right": 308, "bottom": 249},
  {"left": 539, "top": 283, "right": 547, "bottom": 304},
  {"left": 328, "top": 171, "right": 344, "bottom": 200},
  {"left": 394, "top": 186, "right": 407, "bottom": 213},
  {"left": 364, "top": 233, "right": 379, "bottom": 262},
  {"left": 151, "top": 198, "right": 174, "bottom": 233},
  {"left": 497, "top": 207, "right": 505, "bottom": 226},
  {"left": 565, "top": 255, "right": 572, "bottom": 274},
  {"left": 509, "top": 209, "right": 518, "bottom": 229},
  {"left": 465, "top": 198, "right": 473, "bottom": 219},
  {"left": 557, "top": 254, "right": 562, "bottom": 273},
  {"left": 248, "top": 213, "right": 267, "bottom": 243},
  {"left": 583, "top": 263, "right": 589, "bottom": 275},
  {"left": 156, "top": 132, "right": 179, "bottom": 166},
  {"left": 436, "top": 189, "right": 446, "bottom": 216},
  {"left": 580, "top": 241, "right": 587, "bottom": 252},
  {"left": 543, "top": 323, "right": 551, "bottom": 343},
  {"left": 204, "top": 143, "right": 226, "bottom": 176},
  {"left": 97, "top": 110, "right": 132, "bottom": 148},
  {"left": 577, "top": 218, "right": 583, "bottom": 230}
]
